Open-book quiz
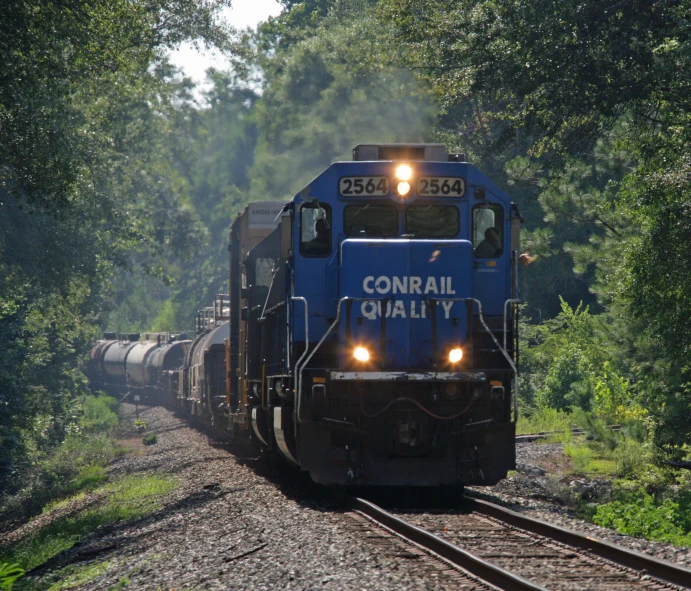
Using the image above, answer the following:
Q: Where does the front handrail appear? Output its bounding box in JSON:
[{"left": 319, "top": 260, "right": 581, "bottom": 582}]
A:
[
  {"left": 504, "top": 298, "right": 521, "bottom": 419},
  {"left": 295, "top": 296, "right": 387, "bottom": 425},
  {"left": 429, "top": 297, "right": 520, "bottom": 420},
  {"left": 295, "top": 296, "right": 521, "bottom": 424}
]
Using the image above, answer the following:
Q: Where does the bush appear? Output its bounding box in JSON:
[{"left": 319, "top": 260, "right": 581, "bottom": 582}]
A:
[
  {"left": 80, "top": 395, "right": 119, "bottom": 433},
  {"left": 573, "top": 410, "right": 618, "bottom": 451},
  {"left": 72, "top": 465, "right": 107, "bottom": 491},
  {"left": 614, "top": 438, "right": 653, "bottom": 478},
  {"left": 565, "top": 444, "right": 595, "bottom": 474},
  {"left": 593, "top": 486, "right": 691, "bottom": 546},
  {"left": 142, "top": 433, "right": 157, "bottom": 446},
  {"left": 0, "top": 395, "right": 122, "bottom": 523}
]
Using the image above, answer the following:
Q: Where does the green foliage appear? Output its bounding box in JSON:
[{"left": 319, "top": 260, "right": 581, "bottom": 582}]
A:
[
  {"left": 378, "top": 0, "right": 691, "bottom": 454},
  {"left": 0, "top": 0, "right": 231, "bottom": 496},
  {"left": 594, "top": 487, "right": 691, "bottom": 546},
  {"left": 248, "top": 3, "right": 436, "bottom": 202},
  {"left": 80, "top": 396, "right": 119, "bottom": 433},
  {"left": 593, "top": 362, "right": 630, "bottom": 424},
  {"left": 0, "top": 563, "right": 24, "bottom": 590},
  {"left": 521, "top": 300, "right": 605, "bottom": 411}
]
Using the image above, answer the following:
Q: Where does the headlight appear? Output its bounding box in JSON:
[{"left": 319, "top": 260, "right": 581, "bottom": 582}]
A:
[
  {"left": 353, "top": 346, "right": 370, "bottom": 362},
  {"left": 397, "top": 181, "right": 411, "bottom": 196},
  {"left": 448, "top": 348, "right": 463, "bottom": 363},
  {"left": 395, "top": 164, "right": 413, "bottom": 181}
]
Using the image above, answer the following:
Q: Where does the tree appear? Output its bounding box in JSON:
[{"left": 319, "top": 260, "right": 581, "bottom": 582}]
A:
[{"left": 0, "top": 0, "right": 231, "bottom": 492}]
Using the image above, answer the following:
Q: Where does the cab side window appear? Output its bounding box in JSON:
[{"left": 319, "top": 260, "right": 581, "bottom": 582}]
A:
[
  {"left": 300, "top": 203, "right": 332, "bottom": 257},
  {"left": 473, "top": 203, "right": 504, "bottom": 258}
]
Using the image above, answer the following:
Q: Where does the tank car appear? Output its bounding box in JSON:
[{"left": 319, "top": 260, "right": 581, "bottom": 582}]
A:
[
  {"left": 177, "top": 301, "right": 230, "bottom": 420},
  {"left": 220, "top": 144, "right": 522, "bottom": 487},
  {"left": 87, "top": 333, "right": 190, "bottom": 404}
]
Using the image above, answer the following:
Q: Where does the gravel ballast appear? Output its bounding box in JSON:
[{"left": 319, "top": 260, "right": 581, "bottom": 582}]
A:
[
  {"left": 15, "top": 404, "right": 489, "bottom": 590},
  {"left": 9, "top": 406, "right": 691, "bottom": 589}
]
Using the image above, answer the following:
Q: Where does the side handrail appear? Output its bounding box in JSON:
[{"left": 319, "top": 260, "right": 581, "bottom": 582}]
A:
[
  {"left": 259, "top": 266, "right": 279, "bottom": 321},
  {"left": 291, "top": 297, "right": 309, "bottom": 425},
  {"left": 503, "top": 299, "right": 520, "bottom": 351}
]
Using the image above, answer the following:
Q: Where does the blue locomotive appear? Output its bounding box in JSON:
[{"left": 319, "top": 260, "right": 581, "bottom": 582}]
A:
[
  {"left": 224, "top": 143, "right": 520, "bottom": 486},
  {"left": 88, "top": 143, "right": 521, "bottom": 488}
]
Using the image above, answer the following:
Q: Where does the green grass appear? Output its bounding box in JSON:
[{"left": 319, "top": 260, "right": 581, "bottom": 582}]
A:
[
  {"left": 516, "top": 407, "right": 574, "bottom": 437},
  {"left": 42, "top": 493, "right": 87, "bottom": 516},
  {"left": 45, "top": 561, "right": 110, "bottom": 591},
  {"left": 1, "top": 475, "right": 178, "bottom": 574},
  {"left": 564, "top": 443, "right": 617, "bottom": 475},
  {"left": 587, "top": 458, "right": 617, "bottom": 474},
  {"left": 72, "top": 466, "right": 107, "bottom": 492}
]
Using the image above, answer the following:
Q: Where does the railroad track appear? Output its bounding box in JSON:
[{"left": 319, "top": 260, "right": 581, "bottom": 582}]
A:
[
  {"left": 352, "top": 495, "right": 691, "bottom": 590},
  {"left": 515, "top": 426, "right": 621, "bottom": 443}
]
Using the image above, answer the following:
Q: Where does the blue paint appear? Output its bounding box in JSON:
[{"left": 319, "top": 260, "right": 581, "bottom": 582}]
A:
[{"left": 289, "top": 159, "right": 514, "bottom": 368}]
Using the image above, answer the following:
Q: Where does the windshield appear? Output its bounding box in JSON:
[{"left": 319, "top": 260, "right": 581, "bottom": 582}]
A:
[
  {"left": 405, "top": 205, "right": 459, "bottom": 238},
  {"left": 344, "top": 204, "right": 398, "bottom": 237}
]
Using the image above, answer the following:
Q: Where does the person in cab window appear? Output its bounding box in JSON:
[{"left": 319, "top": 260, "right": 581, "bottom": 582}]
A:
[
  {"left": 474, "top": 227, "right": 502, "bottom": 258},
  {"left": 303, "top": 218, "right": 330, "bottom": 255}
]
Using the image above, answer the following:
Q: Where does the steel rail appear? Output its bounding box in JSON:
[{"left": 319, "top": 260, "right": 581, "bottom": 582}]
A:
[
  {"left": 353, "top": 497, "right": 549, "bottom": 591},
  {"left": 465, "top": 495, "right": 691, "bottom": 589},
  {"left": 515, "top": 425, "right": 621, "bottom": 443}
]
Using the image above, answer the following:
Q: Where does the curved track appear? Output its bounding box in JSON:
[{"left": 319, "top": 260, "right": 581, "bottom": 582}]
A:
[{"left": 353, "top": 496, "right": 691, "bottom": 590}]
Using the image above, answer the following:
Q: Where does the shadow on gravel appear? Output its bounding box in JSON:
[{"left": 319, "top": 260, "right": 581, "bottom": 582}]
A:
[
  {"left": 22, "top": 485, "right": 234, "bottom": 583},
  {"left": 168, "top": 408, "right": 473, "bottom": 516},
  {"left": 143, "top": 424, "right": 188, "bottom": 435}
]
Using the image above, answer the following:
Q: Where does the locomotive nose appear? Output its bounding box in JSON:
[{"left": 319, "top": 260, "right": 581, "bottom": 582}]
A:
[{"left": 340, "top": 238, "right": 473, "bottom": 370}]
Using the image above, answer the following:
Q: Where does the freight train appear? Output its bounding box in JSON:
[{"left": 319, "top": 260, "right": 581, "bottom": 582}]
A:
[{"left": 88, "top": 143, "right": 522, "bottom": 488}]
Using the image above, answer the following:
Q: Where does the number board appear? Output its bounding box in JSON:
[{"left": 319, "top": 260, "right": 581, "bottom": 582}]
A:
[
  {"left": 417, "top": 177, "right": 465, "bottom": 197},
  {"left": 339, "top": 176, "right": 389, "bottom": 197}
]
